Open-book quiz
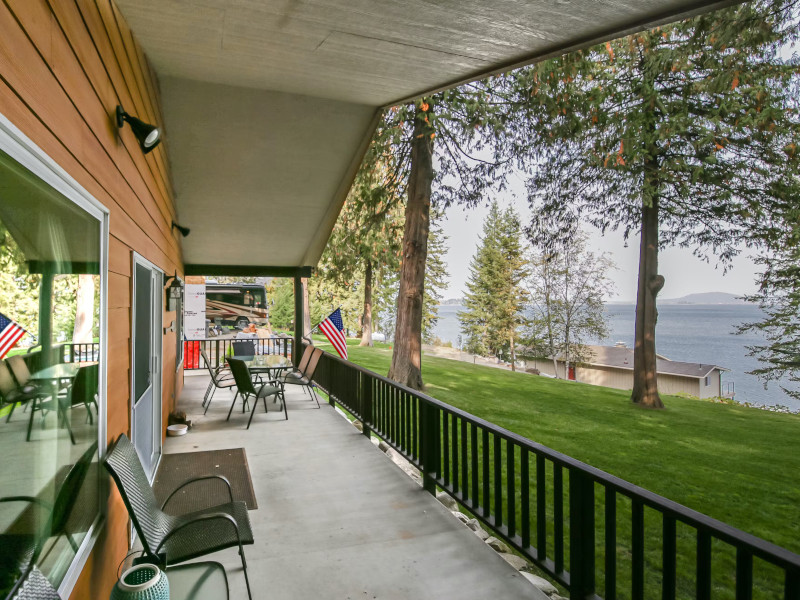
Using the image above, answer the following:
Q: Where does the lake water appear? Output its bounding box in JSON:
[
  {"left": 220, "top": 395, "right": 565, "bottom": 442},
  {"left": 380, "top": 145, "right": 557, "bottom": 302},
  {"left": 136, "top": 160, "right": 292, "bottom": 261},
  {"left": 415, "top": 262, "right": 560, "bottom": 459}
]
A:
[{"left": 432, "top": 303, "right": 799, "bottom": 411}]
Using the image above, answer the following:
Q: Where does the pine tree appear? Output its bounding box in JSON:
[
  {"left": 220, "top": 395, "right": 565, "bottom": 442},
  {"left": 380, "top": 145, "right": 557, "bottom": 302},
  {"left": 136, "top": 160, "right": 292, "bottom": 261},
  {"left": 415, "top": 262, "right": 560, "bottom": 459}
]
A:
[
  {"left": 459, "top": 202, "right": 528, "bottom": 368},
  {"left": 738, "top": 217, "right": 800, "bottom": 401},
  {"left": 512, "top": 0, "right": 800, "bottom": 407},
  {"left": 386, "top": 84, "right": 520, "bottom": 389},
  {"left": 422, "top": 210, "right": 449, "bottom": 344}
]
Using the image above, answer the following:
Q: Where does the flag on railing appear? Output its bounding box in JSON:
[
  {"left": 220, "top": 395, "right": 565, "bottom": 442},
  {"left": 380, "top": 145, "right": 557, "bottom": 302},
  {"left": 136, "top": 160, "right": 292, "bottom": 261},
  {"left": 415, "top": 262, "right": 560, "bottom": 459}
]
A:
[
  {"left": 0, "top": 312, "right": 27, "bottom": 359},
  {"left": 319, "top": 308, "right": 348, "bottom": 360}
]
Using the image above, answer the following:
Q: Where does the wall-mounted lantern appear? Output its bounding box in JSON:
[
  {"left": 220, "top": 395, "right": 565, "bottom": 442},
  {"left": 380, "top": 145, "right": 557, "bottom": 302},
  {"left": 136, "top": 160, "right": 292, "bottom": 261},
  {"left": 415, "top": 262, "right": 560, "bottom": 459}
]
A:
[{"left": 165, "top": 272, "right": 183, "bottom": 312}]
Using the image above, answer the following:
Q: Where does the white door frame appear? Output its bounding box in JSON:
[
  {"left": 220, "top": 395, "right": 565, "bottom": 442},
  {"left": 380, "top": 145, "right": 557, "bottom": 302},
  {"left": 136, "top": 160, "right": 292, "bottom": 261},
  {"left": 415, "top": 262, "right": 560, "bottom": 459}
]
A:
[{"left": 131, "top": 252, "right": 163, "bottom": 483}]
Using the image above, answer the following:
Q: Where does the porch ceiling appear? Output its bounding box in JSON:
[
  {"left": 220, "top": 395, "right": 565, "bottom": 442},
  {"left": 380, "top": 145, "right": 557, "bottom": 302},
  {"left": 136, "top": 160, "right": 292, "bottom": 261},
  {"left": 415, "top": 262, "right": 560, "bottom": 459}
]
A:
[{"left": 116, "top": 0, "right": 736, "bottom": 271}]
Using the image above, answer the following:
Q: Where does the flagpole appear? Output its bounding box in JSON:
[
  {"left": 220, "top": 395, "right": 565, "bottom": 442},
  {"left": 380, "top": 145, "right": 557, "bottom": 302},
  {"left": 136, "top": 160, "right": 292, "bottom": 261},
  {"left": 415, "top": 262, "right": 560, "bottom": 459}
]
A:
[{"left": 304, "top": 305, "right": 342, "bottom": 342}]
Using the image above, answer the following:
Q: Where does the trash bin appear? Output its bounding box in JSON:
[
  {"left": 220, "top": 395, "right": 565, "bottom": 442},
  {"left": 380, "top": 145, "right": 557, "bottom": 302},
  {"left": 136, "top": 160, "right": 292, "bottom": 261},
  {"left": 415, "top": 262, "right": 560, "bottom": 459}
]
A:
[{"left": 185, "top": 341, "right": 200, "bottom": 369}]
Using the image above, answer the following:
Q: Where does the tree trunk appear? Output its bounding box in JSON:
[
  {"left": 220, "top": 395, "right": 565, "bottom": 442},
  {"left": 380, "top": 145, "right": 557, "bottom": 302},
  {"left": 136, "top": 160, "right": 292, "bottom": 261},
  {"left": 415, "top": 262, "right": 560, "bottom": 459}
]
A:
[
  {"left": 389, "top": 103, "right": 434, "bottom": 390},
  {"left": 631, "top": 196, "right": 665, "bottom": 408},
  {"left": 510, "top": 335, "right": 516, "bottom": 372},
  {"left": 72, "top": 274, "right": 94, "bottom": 343},
  {"left": 360, "top": 260, "right": 374, "bottom": 347}
]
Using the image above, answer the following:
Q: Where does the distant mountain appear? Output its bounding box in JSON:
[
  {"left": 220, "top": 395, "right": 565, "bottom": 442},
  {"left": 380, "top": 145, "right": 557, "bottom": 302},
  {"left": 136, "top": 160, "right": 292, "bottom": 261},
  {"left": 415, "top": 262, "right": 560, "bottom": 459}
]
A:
[
  {"left": 441, "top": 298, "right": 464, "bottom": 306},
  {"left": 659, "top": 292, "right": 750, "bottom": 305}
]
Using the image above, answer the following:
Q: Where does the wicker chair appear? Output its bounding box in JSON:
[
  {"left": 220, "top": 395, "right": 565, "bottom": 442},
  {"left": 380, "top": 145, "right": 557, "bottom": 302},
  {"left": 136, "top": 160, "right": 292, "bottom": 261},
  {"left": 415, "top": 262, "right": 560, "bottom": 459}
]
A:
[
  {"left": 1, "top": 442, "right": 96, "bottom": 599},
  {"left": 5, "top": 565, "right": 60, "bottom": 600},
  {"left": 103, "top": 435, "right": 253, "bottom": 600},
  {"left": 226, "top": 358, "right": 285, "bottom": 426}
]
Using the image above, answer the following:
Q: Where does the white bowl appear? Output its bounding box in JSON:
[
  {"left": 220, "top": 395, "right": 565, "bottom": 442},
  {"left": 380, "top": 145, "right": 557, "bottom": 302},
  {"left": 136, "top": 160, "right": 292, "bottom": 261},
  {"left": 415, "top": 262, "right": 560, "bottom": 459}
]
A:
[{"left": 167, "top": 424, "right": 188, "bottom": 437}]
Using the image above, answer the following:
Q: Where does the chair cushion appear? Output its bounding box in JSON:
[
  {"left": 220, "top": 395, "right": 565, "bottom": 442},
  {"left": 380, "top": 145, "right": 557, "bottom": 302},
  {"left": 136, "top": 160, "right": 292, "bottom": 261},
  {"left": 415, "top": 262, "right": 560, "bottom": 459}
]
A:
[
  {"left": 256, "top": 384, "right": 281, "bottom": 399},
  {"left": 161, "top": 501, "right": 254, "bottom": 563}
]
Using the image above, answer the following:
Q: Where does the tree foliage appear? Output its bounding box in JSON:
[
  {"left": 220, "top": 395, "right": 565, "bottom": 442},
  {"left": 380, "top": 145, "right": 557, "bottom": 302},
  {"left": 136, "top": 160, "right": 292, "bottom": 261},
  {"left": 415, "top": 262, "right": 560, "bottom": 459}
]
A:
[
  {"left": 422, "top": 210, "right": 449, "bottom": 344},
  {"left": 459, "top": 202, "right": 528, "bottom": 367},
  {"left": 738, "top": 217, "right": 800, "bottom": 401},
  {"left": 526, "top": 227, "right": 615, "bottom": 377},
  {"left": 511, "top": 0, "right": 800, "bottom": 405}
]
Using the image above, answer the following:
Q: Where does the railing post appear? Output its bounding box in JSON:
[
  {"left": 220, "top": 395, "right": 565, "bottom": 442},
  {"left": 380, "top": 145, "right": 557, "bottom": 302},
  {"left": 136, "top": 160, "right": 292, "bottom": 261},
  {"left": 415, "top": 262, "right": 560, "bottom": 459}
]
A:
[
  {"left": 569, "top": 469, "right": 596, "bottom": 599},
  {"left": 215, "top": 340, "right": 221, "bottom": 369},
  {"left": 360, "top": 372, "right": 372, "bottom": 438},
  {"left": 420, "top": 401, "right": 441, "bottom": 495}
]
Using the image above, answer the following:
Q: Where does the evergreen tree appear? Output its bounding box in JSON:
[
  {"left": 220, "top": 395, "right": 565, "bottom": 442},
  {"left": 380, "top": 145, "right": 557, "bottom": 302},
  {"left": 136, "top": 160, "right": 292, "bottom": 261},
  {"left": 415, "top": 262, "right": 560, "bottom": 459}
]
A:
[
  {"left": 319, "top": 127, "right": 405, "bottom": 347},
  {"left": 422, "top": 210, "right": 449, "bottom": 344},
  {"left": 738, "top": 218, "right": 800, "bottom": 401},
  {"left": 386, "top": 84, "right": 520, "bottom": 389},
  {"left": 459, "top": 202, "right": 528, "bottom": 368},
  {"left": 512, "top": 0, "right": 800, "bottom": 407}
]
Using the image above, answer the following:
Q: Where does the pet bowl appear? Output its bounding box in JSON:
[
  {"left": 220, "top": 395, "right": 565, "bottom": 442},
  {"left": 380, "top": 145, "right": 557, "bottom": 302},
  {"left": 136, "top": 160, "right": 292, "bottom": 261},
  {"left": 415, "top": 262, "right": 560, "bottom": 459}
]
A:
[{"left": 166, "top": 424, "right": 188, "bottom": 437}]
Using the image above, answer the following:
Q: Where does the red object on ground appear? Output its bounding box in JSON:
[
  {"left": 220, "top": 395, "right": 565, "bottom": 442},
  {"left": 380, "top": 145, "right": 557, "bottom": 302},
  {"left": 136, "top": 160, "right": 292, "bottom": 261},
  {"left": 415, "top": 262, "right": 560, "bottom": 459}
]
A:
[{"left": 185, "top": 341, "right": 200, "bottom": 369}]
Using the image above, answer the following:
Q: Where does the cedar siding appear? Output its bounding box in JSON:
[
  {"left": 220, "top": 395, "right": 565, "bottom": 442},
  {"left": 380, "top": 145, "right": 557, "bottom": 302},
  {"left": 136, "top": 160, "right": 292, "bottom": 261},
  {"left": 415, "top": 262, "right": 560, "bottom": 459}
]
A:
[{"left": 0, "top": 1, "right": 181, "bottom": 597}]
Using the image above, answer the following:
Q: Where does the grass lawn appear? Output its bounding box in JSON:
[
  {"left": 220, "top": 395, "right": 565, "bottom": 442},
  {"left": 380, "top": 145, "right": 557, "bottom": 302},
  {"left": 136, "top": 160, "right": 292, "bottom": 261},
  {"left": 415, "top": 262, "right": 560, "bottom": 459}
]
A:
[{"left": 316, "top": 339, "right": 799, "bottom": 596}]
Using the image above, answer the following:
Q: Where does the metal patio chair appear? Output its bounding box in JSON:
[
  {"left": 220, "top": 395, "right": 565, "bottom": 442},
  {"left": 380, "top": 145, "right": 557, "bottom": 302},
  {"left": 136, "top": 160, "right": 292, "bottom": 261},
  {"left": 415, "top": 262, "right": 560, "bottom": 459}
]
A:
[
  {"left": 103, "top": 434, "right": 254, "bottom": 600},
  {"left": 0, "top": 361, "right": 43, "bottom": 424},
  {"left": 226, "top": 358, "right": 286, "bottom": 426},
  {"left": 200, "top": 348, "right": 237, "bottom": 415},
  {"left": 280, "top": 347, "right": 323, "bottom": 408},
  {"left": 285, "top": 344, "right": 315, "bottom": 380},
  {"left": 66, "top": 364, "right": 98, "bottom": 424},
  {"left": 231, "top": 340, "right": 256, "bottom": 357}
]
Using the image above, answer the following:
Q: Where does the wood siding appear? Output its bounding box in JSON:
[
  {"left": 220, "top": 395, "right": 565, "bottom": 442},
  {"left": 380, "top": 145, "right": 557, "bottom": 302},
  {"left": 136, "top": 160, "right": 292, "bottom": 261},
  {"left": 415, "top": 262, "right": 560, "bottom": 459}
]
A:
[{"left": 0, "top": 1, "right": 181, "bottom": 597}]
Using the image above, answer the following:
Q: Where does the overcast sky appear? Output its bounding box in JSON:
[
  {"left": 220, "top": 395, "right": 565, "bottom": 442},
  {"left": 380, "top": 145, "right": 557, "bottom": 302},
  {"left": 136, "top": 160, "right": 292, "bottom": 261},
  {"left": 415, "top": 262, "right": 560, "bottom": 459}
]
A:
[
  {"left": 438, "top": 188, "right": 760, "bottom": 304},
  {"left": 437, "top": 41, "right": 797, "bottom": 304}
]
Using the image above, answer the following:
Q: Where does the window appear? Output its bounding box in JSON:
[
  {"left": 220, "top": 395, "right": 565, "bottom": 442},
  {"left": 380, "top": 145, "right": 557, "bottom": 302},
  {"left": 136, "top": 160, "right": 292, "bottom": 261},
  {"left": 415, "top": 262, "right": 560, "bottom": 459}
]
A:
[
  {"left": 0, "top": 141, "right": 106, "bottom": 595},
  {"left": 704, "top": 376, "right": 710, "bottom": 387}
]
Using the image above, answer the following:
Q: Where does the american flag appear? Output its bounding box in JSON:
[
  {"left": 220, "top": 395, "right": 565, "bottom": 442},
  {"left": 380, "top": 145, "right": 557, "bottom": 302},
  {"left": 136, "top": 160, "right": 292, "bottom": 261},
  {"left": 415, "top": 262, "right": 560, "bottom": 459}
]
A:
[
  {"left": 0, "top": 312, "right": 27, "bottom": 359},
  {"left": 318, "top": 308, "right": 348, "bottom": 360}
]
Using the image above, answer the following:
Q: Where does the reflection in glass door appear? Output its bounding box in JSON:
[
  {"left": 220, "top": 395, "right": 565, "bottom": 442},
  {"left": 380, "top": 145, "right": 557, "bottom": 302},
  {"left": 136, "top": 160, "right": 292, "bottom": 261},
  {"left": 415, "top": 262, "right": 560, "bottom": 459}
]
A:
[{"left": 131, "top": 255, "right": 162, "bottom": 482}]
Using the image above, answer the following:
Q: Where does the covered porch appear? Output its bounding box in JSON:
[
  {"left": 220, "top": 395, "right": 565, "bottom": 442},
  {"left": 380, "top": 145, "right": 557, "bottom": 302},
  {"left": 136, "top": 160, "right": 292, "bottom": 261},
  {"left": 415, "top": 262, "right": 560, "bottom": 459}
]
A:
[{"left": 168, "top": 371, "right": 546, "bottom": 599}]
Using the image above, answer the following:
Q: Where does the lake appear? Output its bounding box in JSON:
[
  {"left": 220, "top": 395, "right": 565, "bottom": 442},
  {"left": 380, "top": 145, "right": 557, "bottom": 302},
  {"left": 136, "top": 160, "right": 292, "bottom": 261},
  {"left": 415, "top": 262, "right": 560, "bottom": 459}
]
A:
[{"left": 432, "top": 303, "right": 799, "bottom": 411}]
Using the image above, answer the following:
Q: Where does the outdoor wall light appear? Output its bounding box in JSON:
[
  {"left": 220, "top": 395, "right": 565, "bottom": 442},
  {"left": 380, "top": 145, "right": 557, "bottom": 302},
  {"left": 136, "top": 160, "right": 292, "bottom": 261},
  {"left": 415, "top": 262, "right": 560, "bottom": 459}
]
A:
[
  {"left": 171, "top": 221, "right": 190, "bottom": 237},
  {"left": 116, "top": 105, "right": 161, "bottom": 154},
  {"left": 165, "top": 271, "right": 184, "bottom": 312}
]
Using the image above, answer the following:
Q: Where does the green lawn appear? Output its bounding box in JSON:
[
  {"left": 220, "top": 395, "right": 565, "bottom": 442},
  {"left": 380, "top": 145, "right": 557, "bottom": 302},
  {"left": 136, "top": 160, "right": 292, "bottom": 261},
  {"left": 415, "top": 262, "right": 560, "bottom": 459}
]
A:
[{"left": 317, "top": 339, "right": 798, "bottom": 597}]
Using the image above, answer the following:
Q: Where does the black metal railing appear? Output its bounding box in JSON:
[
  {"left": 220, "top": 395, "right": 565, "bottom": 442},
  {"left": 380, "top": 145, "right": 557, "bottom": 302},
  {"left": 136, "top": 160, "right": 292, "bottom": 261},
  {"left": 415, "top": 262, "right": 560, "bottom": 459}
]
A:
[
  {"left": 183, "top": 337, "right": 292, "bottom": 370},
  {"left": 311, "top": 348, "right": 800, "bottom": 600},
  {"left": 18, "top": 342, "right": 100, "bottom": 372}
]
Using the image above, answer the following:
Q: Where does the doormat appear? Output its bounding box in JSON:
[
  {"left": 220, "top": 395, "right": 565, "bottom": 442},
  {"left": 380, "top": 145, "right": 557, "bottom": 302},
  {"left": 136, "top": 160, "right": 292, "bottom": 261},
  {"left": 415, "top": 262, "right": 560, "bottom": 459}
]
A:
[{"left": 153, "top": 448, "right": 257, "bottom": 513}]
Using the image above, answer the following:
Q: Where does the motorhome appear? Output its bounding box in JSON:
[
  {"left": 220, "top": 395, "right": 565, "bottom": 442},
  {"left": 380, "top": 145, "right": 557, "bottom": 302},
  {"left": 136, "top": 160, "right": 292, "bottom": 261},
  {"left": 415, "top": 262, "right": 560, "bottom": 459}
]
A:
[{"left": 205, "top": 283, "right": 269, "bottom": 328}]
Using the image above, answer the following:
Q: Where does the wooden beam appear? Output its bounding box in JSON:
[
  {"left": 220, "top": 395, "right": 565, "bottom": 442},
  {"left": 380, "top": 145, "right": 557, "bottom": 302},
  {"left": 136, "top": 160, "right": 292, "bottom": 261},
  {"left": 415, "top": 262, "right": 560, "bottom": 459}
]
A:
[{"left": 184, "top": 264, "right": 313, "bottom": 277}]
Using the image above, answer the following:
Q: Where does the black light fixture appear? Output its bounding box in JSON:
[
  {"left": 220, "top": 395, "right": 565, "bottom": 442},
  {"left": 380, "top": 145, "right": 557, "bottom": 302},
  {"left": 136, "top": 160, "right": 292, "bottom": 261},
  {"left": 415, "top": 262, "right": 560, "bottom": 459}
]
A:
[
  {"left": 165, "top": 271, "right": 183, "bottom": 311},
  {"left": 116, "top": 105, "right": 161, "bottom": 154},
  {"left": 171, "top": 221, "right": 190, "bottom": 237}
]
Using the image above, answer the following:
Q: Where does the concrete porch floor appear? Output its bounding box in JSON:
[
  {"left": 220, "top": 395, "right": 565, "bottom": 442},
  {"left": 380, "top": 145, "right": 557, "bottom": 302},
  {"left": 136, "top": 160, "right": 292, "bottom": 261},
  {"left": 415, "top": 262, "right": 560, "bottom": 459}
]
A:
[{"left": 166, "top": 372, "right": 547, "bottom": 599}]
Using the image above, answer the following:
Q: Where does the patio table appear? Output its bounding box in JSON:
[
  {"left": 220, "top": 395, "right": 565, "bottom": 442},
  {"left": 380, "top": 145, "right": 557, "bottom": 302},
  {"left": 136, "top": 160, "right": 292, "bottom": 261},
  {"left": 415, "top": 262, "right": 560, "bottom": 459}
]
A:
[
  {"left": 29, "top": 361, "right": 96, "bottom": 383},
  {"left": 28, "top": 362, "right": 97, "bottom": 445},
  {"left": 237, "top": 355, "right": 292, "bottom": 381}
]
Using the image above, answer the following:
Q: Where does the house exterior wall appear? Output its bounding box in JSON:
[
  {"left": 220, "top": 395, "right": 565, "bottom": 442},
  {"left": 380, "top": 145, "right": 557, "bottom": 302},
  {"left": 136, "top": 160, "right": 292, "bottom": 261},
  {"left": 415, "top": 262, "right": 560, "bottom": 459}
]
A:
[
  {"left": 0, "top": 1, "right": 181, "bottom": 597},
  {"left": 574, "top": 365, "right": 702, "bottom": 398},
  {"left": 697, "top": 370, "right": 722, "bottom": 399}
]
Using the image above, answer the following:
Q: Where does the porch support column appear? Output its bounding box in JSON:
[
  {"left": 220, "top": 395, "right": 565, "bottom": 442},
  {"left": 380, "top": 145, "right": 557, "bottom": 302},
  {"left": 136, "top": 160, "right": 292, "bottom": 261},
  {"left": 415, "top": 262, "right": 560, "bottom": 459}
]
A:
[
  {"left": 293, "top": 274, "right": 304, "bottom": 367},
  {"left": 38, "top": 267, "right": 54, "bottom": 368}
]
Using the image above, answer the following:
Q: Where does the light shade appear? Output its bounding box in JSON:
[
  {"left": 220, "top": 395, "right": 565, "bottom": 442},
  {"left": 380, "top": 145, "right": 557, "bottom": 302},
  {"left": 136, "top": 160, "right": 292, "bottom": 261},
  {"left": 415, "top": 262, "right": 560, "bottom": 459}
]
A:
[{"left": 116, "top": 106, "right": 161, "bottom": 154}]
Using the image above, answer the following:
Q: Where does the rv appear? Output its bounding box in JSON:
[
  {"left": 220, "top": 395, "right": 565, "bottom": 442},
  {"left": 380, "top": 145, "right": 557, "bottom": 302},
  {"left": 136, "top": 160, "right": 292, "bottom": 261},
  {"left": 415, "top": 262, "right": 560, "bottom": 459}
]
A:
[{"left": 205, "top": 283, "right": 269, "bottom": 328}]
